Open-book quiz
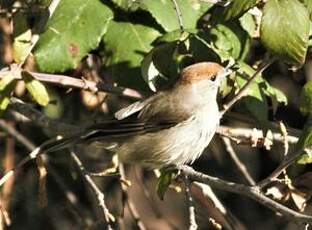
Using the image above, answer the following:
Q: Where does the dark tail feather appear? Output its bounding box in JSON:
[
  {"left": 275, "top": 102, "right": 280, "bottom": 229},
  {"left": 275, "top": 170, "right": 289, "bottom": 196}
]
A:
[{"left": 41, "top": 134, "right": 83, "bottom": 153}]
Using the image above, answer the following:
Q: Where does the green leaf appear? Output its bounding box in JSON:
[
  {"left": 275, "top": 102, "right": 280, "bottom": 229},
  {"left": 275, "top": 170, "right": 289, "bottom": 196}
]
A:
[
  {"left": 297, "top": 116, "right": 312, "bottom": 164},
  {"left": 0, "top": 73, "right": 16, "bottom": 91},
  {"left": 154, "top": 29, "right": 195, "bottom": 44},
  {"left": 260, "top": 0, "right": 310, "bottom": 65},
  {"left": 235, "top": 72, "right": 269, "bottom": 122},
  {"left": 22, "top": 71, "right": 50, "bottom": 106},
  {"left": 143, "top": 0, "right": 213, "bottom": 32},
  {"left": 302, "top": 0, "right": 312, "bottom": 19},
  {"left": 142, "top": 42, "right": 179, "bottom": 91},
  {"left": 0, "top": 73, "right": 17, "bottom": 113},
  {"left": 210, "top": 22, "right": 250, "bottom": 61},
  {"left": 12, "top": 12, "right": 32, "bottom": 64},
  {"left": 300, "top": 81, "right": 312, "bottom": 115},
  {"left": 234, "top": 62, "right": 287, "bottom": 121},
  {"left": 43, "top": 88, "right": 64, "bottom": 119},
  {"left": 103, "top": 21, "right": 161, "bottom": 91},
  {"left": 34, "top": 0, "right": 113, "bottom": 72},
  {"left": 111, "top": 0, "right": 143, "bottom": 11},
  {"left": 223, "top": 0, "right": 259, "bottom": 20},
  {"left": 239, "top": 13, "right": 256, "bottom": 37},
  {"left": 156, "top": 170, "right": 177, "bottom": 200}
]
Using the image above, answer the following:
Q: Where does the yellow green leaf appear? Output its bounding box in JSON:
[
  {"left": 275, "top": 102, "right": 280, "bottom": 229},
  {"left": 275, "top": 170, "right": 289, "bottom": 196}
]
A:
[{"left": 22, "top": 71, "right": 50, "bottom": 106}]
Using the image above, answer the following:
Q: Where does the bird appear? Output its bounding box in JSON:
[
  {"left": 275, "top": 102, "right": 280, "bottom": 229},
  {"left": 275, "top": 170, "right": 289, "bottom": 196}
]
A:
[{"left": 46, "top": 62, "right": 229, "bottom": 169}]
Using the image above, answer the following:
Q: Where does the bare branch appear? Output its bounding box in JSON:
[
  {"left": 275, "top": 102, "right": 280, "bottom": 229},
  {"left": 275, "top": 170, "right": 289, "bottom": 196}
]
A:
[
  {"left": 180, "top": 165, "right": 312, "bottom": 224},
  {"left": 217, "top": 126, "right": 299, "bottom": 145},
  {"left": 221, "top": 136, "right": 256, "bottom": 186},
  {"left": 119, "top": 164, "right": 146, "bottom": 230},
  {"left": 184, "top": 175, "right": 198, "bottom": 230},
  {"left": 70, "top": 151, "right": 115, "bottom": 229},
  {"left": 220, "top": 58, "right": 276, "bottom": 116},
  {"left": 9, "top": 97, "right": 78, "bottom": 135},
  {"left": 0, "top": 71, "right": 142, "bottom": 99}
]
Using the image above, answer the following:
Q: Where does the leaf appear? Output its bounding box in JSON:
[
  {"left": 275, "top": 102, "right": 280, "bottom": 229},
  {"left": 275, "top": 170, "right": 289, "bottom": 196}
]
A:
[
  {"left": 222, "top": 0, "right": 259, "bottom": 20},
  {"left": 34, "top": 0, "right": 113, "bottom": 72},
  {"left": 0, "top": 73, "right": 16, "bottom": 113},
  {"left": 302, "top": 0, "right": 312, "bottom": 19},
  {"left": 296, "top": 116, "right": 312, "bottom": 165},
  {"left": 210, "top": 22, "right": 250, "bottom": 61},
  {"left": 111, "top": 0, "right": 143, "bottom": 11},
  {"left": 43, "top": 88, "right": 64, "bottom": 119},
  {"left": 142, "top": 42, "right": 180, "bottom": 91},
  {"left": 154, "top": 30, "right": 195, "bottom": 44},
  {"left": 156, "top": 170, "right": 177, "bottom": 200},
  {"left": 141, "top": 50, "right": 160, "bottom": 92},
  {"left": 103, "top": 21, "right": 161, "bottom": 91},
  {"left": 239, "top": 13, "right": 256, "bottom": 37},
  {"left": 22, "top": 71, "right": 50, "bottom": 106},
  {"left": 234, "top": 62, "right": 287, "bottom": 121},
  {"left": 143, "top": 0, "right": 213, "bottom": 32},
  {"left": 260, "top": 0, "right": 310, "bottom": 65},
  {"left": 300, "top": 81, "right": 312, "bottom": 116},
  {"left": 0, "top": 73, "right": 16, "bottom": 91},
  {"left": 12, "top": 12, "right": 32, "bottom": 64}
]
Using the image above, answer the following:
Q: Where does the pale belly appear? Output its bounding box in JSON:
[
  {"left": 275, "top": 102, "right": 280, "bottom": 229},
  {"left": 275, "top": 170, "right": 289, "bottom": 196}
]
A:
[{"left": 117, "top": 110, "right": 219, "bottom": 168}]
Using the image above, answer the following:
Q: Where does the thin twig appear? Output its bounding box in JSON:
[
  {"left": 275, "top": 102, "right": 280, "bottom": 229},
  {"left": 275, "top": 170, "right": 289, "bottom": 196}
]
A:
[
  {"left": 184, "top": 175, "right": 198, "bottom": 230},
  {"left": 221, "top": 136, "right": 256, "bottom": 186},
  {"left": 171, "top": 0, "right": 184, "bottom": 32},
  {"left": 9, "top": 97, "right": 78, "bottom": 135},
  {"left": 217, "top": 126, "right": 299, "bottom": 145},
  {"left": 0, "top": 70, "right": 142, "bottom": 99},
  {"left": 119, "top": 164, "right": 146, "bottom": 230},
  {"left": 220, "top": 58, "right": 276, "bottom": 116},
  {"left": 180, "top": 165, "right": 312, "bottom": 224},
  {"left": 0, "top": 121, "right": 90, "bottom": 226},
  {"left": 70, "top": 151, "right": 114, "bottom": 230}
]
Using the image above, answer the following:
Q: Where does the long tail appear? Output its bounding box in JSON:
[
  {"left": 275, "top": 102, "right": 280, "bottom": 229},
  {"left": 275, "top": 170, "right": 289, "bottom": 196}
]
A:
[{"left": 0, "top": 133, "right": 83, "bottom": 187}]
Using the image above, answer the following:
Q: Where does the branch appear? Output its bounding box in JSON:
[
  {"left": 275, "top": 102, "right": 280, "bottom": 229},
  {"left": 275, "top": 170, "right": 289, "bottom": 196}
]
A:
[
  {"left": 184, "top": 175, "right": 198, "bottom": 230},
  {"left": 118, "top": 164, "right": 147, "bottom": 230},
  {"left": 70, "top": 151, "right": 114, "bottom": 229},
  {"left": 9, "top": 97, "right": 78, "bottom": 135},
  {"left": 0, "top": 70, "right": 142, "bottom": 99},
  {"left": 0, "top": 119, "right": 91, "bottom": 225},
  {"left": 217, "top": 125, "right": 299, "bottom": 145},
  {"left": 179, "top": 165, "right": 312, "bottom": 224},
  {"left": 220, "top": 58, "right": 276, "bottom": 116},
  {"left": 221, "top": 136, "right": 256, "bottom": 186}
]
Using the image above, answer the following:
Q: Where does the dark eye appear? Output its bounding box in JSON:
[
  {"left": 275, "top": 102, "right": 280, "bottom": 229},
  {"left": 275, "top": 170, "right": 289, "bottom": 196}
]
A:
[{"left": 210, "top": 75, "right": 217, "bottom": 81}]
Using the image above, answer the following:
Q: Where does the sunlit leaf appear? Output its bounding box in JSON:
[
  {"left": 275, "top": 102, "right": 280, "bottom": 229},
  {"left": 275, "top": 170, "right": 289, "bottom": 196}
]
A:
[
  {"left": 143, "top": 0, "right": 212, "bottom": 32},
  {"left": 22, "top": 71, "right": 50, "bottom": 106},
  {"left": 300, "top": 81, "right": 312, "bottom": 116},
  {"left": 260, "top": 0, "right": 310, "bottom": 65},
  {"left": 103, "top": 21, "right": 161, "bottom": 91},
  {"left": 34, "top": 0, "right": 113, "bottom": 72},
  {"left": 222, "top": 0, "right": 259, "bottom": 20},
  {"left": 156, "top": 170, "right": 177, "bottom": 200}
]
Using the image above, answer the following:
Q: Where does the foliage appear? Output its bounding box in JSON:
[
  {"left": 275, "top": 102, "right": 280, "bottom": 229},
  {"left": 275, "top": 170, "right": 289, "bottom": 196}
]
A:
[{"left": 1, "top": 0, "right": 312, "bottom": 229}]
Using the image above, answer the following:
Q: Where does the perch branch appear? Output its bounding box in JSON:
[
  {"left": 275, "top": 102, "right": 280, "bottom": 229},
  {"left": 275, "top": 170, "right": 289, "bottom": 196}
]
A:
[{"left": 180, "top": 165, "right": 312, "bottom": 224}]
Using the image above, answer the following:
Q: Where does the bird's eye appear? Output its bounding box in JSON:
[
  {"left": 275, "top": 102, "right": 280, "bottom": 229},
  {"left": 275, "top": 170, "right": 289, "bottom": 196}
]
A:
[{"left": 210, "top": 75, "right": 217, "bottom": 81}]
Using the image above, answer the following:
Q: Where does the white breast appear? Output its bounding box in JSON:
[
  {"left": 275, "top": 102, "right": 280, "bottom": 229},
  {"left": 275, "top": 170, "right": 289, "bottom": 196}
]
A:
[{"left": 117, "top": 104, "right": 220, "bottom": 168}]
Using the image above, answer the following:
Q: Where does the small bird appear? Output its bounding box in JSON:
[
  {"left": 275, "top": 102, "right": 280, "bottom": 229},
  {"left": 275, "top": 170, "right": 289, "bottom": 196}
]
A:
[{"left": 48, "top": 62, "right": 228, "bottom": 168}]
